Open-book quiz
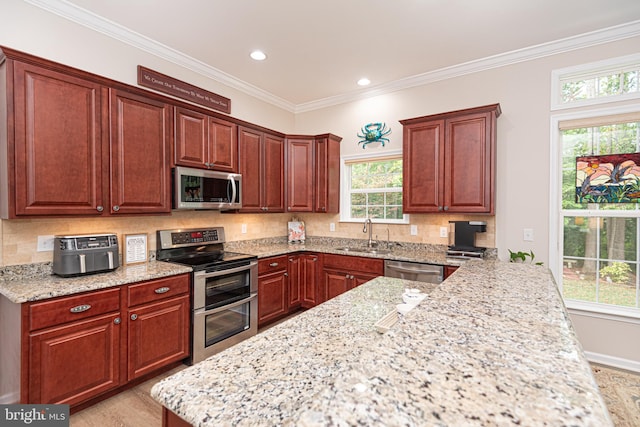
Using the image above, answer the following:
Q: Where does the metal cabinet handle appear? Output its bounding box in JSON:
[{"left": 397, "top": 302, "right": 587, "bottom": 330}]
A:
[
  {"left": 114, "top": 317, "right": 121, "bottom": 325},
  {"left": 154, "top": 287, "right": 170, "bottom": 294},
  {"left": 113, "top": 205, "right": 120, "bottom": 212},
  {"left": 444, "top": 206, "right": 449, "bottom": 211},
  {"left": 97, "top": 205, "right": 104, "bottom": 212},
  {"left": 284, "top": 272, "right": 288, "bottom": 277},
  {"left": 269, "top": 262, "right": 279, "bottom": 267},
  {"left": 438, "top": 206, "right": 443, "bottom": 211},
  {"left": 131, "top": 314, "right": 138, "bottom": 321},
  {"left": 70, "top": 304, "right": 91, "bottom": 313}
]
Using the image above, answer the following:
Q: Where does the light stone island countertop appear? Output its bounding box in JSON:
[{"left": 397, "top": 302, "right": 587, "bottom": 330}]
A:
[
  {"left": 0, "top": 261, "right": 192, "bottom": 303},
  {"left": 151, "top": 260, "right": 611, "bottom": 427}
]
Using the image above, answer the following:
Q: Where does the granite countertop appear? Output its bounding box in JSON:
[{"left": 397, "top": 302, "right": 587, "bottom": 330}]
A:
[
  {"left": 151, "top": 260, "right": 611, "bottom": 426},
  {"left": 0, "top": 237, "right": 479, "bottom": 304},
  {"left": 0, "top": 261, "right": 192, "bottom": 303}
]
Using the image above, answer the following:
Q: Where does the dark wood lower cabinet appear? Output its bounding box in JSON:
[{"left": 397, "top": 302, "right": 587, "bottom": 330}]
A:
[
  {"left": 28, "top": 312, "right": 121, "bottom": 406},
  {"left": 322, "top": 254, "right": 384, "bottom": 301},
  {"left": 21, "top": 274, "right": 190, "bottom": 408},
  {"left": 127, "top": 295, "right": 190, "bottom": 381}
]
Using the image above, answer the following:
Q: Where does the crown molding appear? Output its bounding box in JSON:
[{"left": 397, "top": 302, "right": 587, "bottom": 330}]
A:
[
  {"left": 24, "top": 0, "right": 640, "bottom": 114},
  {"left": 24, "top": 0, "right": 297, "bottom": 112},
  {"left": 295, "top": 20, "right": 640, "bottom": 113}
]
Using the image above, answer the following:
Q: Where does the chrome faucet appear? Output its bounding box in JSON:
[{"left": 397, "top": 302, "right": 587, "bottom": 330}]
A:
[{"left": 363, "top": 218, "right": 376, "bottom": 247}]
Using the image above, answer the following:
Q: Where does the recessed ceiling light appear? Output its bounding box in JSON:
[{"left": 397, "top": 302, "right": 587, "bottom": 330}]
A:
[
  {"left": 250, "top": 50, "right": 267, "bottom": 61},
  {"left": 357, "top": 77, "right": 371, "bottom": 86}
]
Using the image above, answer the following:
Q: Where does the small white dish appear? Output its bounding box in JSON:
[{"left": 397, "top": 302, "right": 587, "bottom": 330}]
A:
[{"left": 397, "top": 303, "right": 414, "bottom": 315}]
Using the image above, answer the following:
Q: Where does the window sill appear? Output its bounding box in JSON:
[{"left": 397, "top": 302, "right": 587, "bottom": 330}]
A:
[{"left": 565, "top": 300, "right": 640, "bottom": 324}]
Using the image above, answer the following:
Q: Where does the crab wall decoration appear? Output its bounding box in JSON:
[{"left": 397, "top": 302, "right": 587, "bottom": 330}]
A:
[{"left": 357, "top": 122, "right": 391, "bottom": 148}]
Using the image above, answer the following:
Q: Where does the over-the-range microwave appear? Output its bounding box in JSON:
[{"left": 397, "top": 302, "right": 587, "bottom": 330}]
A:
[{"left": 173, "top": 166, "right": 242, "bottom": 210}]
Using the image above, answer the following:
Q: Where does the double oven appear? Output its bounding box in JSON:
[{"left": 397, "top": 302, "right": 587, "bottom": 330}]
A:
[{"left": 157, "top": 227, "right": 257, "bottom": 364}]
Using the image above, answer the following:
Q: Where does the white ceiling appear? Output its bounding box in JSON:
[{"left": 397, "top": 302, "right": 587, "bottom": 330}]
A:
[{"left": 31, "top": 0, "right": 640, "bottom": 111}]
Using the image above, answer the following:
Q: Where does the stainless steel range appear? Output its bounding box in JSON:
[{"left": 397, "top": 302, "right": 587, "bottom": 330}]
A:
[{"left": 156, "top": 227, "right": 257, "bottom": 364}]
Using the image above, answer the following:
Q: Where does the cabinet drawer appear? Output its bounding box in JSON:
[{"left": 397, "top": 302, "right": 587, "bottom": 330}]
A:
[
  {"left": 323, "top": 254, "right": 384, "bottom": 275},
  {"left": 258, "top": 255, "right": 288, "bottom": 275},
  {"left": 127, "top": 274, "right": 190, "bottom": 307},
  {"left": 29, "top": 288, "right": 121, "bottom": 331}
]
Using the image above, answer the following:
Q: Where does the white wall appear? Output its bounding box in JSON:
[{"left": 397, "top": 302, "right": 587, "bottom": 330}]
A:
[{"left": 294, "top": 36, "right": 640, "bottom": 266}]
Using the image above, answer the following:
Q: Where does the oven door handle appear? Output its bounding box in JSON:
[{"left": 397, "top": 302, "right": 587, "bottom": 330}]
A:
[
  {"left": 195, "top": 260, "right": 257, "bottom": 279},
  {"left": 194, "top": 293, "right": 257, "bottom": 315}
]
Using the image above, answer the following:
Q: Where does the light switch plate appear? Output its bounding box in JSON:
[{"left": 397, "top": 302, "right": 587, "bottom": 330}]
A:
[
  {"left": 410, "top": 225, "right": 418, "bottom": 236},
  {"left": 241, "top": 224, "right": 247, "bottom": 234}
]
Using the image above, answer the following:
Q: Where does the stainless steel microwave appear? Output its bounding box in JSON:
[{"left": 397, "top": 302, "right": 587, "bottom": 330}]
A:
[{"left": 173, "top": 166, "right": 242, "bottom": 210}]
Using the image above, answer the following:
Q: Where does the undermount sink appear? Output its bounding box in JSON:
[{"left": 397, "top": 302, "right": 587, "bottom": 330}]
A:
[{"left": 335, "top": 247, "right": 392, "bottom": 255}]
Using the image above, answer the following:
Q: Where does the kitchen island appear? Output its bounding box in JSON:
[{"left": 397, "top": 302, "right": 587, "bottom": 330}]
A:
[{"left": 151, "top": 260, "right": 611, "bottom": 426}]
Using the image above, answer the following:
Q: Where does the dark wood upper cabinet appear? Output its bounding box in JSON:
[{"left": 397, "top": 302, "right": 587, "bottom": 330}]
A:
[
  {"left": 1, "top": 48, "right": 172, "bottom": 217},
  {"left": 401, "top": 103, "right": 500, "bottom": 214},
  {"left": 286, "top": 134, "right": 341, "bottom": 213},
  {"left": 109, "top": 89, "right": 172, "bottom": 215},
  {"left": 174, "top": 106, "right": 237, "bottom": 172},
  {"left": 238, "top": 126, "right": 285, "bottom": 213},
  {"left": 10, "top": 61, "right": 105, "bottom": 217},
  {"left": 286, "top": 137, "right": 314, "bottom": 212}
]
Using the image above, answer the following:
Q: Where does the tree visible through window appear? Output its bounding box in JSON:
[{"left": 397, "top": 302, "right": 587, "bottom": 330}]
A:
[
  {"left": 561, "top": 119, "right": 640, "bottom": 310},
  {"left": 347, "top": 158, "right": 403, "bottom": 221}
]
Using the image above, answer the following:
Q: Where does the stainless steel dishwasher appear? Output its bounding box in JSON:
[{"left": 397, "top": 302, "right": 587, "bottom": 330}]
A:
[{"left": 384, "top": 260, "right": 444, "bottom": 283}]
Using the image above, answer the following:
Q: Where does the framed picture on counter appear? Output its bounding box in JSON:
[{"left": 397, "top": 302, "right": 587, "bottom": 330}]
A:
[{"left": 124, "top": 233, "right": 148, "bottom": 265}]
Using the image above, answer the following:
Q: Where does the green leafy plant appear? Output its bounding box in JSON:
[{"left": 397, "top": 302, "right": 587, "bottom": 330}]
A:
[
  {"left": 599, "top": 262, "right": 632, "bottom": 283},
  {"left": 508, "top": 249, "right": 544, "bottom": 266}
]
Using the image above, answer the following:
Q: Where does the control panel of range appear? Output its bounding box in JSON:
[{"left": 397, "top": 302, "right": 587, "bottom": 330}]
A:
[{"left": 157, "top": 227, "right": 226, "bottom": 249}]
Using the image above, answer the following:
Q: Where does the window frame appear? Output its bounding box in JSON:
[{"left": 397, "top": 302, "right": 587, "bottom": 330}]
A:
[
  {"left": 550, "top": 103, "right": 640, "bottom": 320},
  {"left": 550, "top": 53, "right": 640, "bottom": 111},
  {"left": 340, "top": 149, "right": 409, "bottom": 224}
]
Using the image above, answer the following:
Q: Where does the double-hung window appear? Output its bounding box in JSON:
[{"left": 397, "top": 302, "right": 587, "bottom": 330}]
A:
[
  {"left": 340, "top": 150, "right": 407, "bottom": 223},
  {"left": 552, "top": 54, "right": 640, "bottom": 318}
]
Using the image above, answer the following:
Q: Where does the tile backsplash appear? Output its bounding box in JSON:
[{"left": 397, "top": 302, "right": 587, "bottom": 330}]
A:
[{"left": 0, "top": 211, "right": 494, "bottom": 266}]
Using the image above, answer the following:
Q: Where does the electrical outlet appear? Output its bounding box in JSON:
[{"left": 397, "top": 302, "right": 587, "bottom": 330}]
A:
[
  {"left": 241, "top": 224, "right": 247, "bottom": 234},
  {"left": 37, "top": 235, "right": 55, "bottom": 252},
  {"left": 523, "top": 228, "right": 534, "bottom": 241},
  {"left": 330, "top": 222, "right": 335, "bottom": 232},
  {"left": 440, "top": 227, "right": 448, "bottom": 238},
  {"left": 148, "top": 250, "right": 156, "bottom": 261},
  {"left": 410, "top": 225, "right": 418, "bottom": 236}
]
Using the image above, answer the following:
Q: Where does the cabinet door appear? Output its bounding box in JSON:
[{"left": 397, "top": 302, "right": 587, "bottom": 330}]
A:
[
  {"left": 208, "top": 117, "right": 237, "bottom": 172},
  {"left": 258, "top": 270, "right": 288, "bottom": 326},
  {"left": 109, "top": 89, "right": 172, "bottom": 214},
  {"left": 288, "top": 255, "right": 301, "bottom": 308},
  {"left": 444, "top": 265, "right": 459, "bottom": 279},
  {"left": 353, "top": 272, "right": 379, "bottom": 287},
  {"left": 263, "top": 133, "right": 285, "bottom": 212},
  {"left": 127, "top": 295, "right": 189, "bottom": 381},
  {"left": 315, "top": 136, "right": 341, "bottom": 213},
  {"left": 12, "top": 61, "right": 104, "bottom": 216},
  {"left": 402, "top": 120, "right": 445, "bottom": 213},
  {"left": 238, "top": 127, "right": 262, "bottom": 212},
  {"left": 174, "top": 107, "right": 208, "bottom": 168},
  {"left": 445, "top": 111, "right": 493, "bottom": 213},
  {"left": 286, "top": 138, "right": 314, "bottom": 212},
  {"left": 28, "top": 313, "right": 121, "bottom": 405},
  {"left": 323, "top": 268, "right": 351, "bottom": 301},
  {"left": 301, "top": 254, "right": 319, "bottom": 308}
]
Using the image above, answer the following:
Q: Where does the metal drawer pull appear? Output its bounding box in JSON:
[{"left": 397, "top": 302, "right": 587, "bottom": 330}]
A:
[
  {"left": 131, "top": 314, "right": 138, "bottom": 321},
  {"left": 269, "top": 262, "right": 279, "bottom": 267},
  {"left": 114, "top": 317, "right": 121, "bottom": 325},
  {"left": 70, "top": 304, "right": 91, "bottom": 313},
  {"left": 154, "top": 287, "right": 170, "bottom": 294}
]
